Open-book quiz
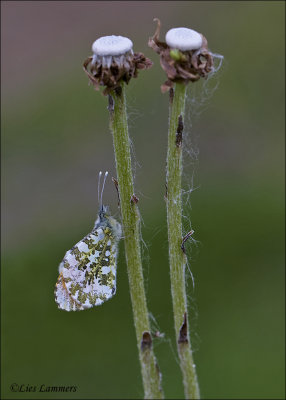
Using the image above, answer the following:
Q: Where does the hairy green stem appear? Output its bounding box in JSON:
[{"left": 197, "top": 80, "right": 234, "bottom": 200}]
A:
[
  {"left": 166, "top": 82, "right": 200, "bottom": 399},
  {"left": 109, "top": 84, "right": 163, "bottom": 400}
]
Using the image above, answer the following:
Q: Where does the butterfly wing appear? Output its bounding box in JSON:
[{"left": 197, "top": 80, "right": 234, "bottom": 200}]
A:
[
  {"left": 54, "top": 266, "right": 85, "bottom": 311},
  {"left": 55, "top": 226, "right": 118, "bottom": 311}
]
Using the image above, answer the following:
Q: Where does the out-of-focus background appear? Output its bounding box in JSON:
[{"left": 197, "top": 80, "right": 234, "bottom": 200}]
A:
[{"left": 1, "top": 1, "right": 285, "bottom": 399}]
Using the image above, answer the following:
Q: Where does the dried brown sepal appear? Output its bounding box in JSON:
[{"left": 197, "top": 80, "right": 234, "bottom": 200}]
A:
[
  {"left": 178, "top": 312, "right": 189, "bottom": 344},
  {"left": 141, "top": 331, "right": 152, "bottom": 351},
  {"left": 148, "top": 18, "right": 214, "bottom": 92},
  {"left": 176, "top": 115, "right": 184, "bottom": 147},
  {"left": 83, "top": 53, "right": 153, "bottom": 96}
]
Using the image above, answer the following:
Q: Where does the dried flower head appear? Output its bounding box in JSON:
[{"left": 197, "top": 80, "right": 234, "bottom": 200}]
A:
[
  {"left": 83, "top": 35, "right": 153, "bottom": 95},
  {"left": 148, "top": 19, "right": 214, "bottom": 93}
]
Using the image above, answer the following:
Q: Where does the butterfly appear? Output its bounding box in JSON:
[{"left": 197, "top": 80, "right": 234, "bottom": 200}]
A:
[{"left": 55, "top": 171, "right": 121, "bottom": 311}]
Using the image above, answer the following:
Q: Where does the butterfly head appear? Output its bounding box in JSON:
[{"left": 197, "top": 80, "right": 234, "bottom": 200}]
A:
[{"left": 94, "top": 205, "right": 121, "bottom": 240}]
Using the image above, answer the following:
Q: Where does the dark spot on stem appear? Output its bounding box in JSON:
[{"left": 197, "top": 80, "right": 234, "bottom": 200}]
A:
[
  {"left": 141, "top": 331, "right": 152, "bottom": 351},
  {"left": 130, "top": 194, "right": 139, "bottom": 204},
  {"left": 178, "top": 312, "right": 189, "bottom": 344},
  {"left": 108, "top": 94, "right": 114, "bottom": 113},
  {"left": 164, "top": 182, "right": 168, "bottom": 200},
  {"left": 169, "top": 87, "right": 174, "bottom": 104},
  {"left": 176, "top": 115, "right": 184, "bottom": 147},
  {"left": 112, "top": 177, "right": 120, "bottom": 207},
  {"left": 114, "top": 86, "right": 122, "bottom": 97}
]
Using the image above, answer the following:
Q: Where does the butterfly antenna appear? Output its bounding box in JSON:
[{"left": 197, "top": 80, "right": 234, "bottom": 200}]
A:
[
  {"left": 100, "top": 171, "right": 108, "bottom": 210},
  {"left": 98, "top": 171, "right": 102, "bottom": 207}
]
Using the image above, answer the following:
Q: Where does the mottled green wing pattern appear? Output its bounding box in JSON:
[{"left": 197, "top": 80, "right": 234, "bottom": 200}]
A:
[
  {"left": 55, "top": 269, "right": 85, "bottom": 311},
  {"left": 55, "top": 224, "right": 119, "bottom": 311}
]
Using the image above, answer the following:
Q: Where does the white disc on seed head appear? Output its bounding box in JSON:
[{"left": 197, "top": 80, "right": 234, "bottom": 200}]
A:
[
  {"left": 165, "top": 27, "right": 202, "bottom": 51},
  {"left": 92, "top": 35, "right": 133, "bottom": 56}
]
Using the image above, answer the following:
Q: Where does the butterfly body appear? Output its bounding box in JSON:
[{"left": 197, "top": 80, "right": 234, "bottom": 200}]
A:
[{"left": 55, "top": 206, "right": 121, "bottom": 311}]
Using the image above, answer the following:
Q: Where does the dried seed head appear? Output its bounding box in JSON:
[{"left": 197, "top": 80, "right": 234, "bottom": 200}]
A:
[
  {"left": 91, "top": 35, "right": 134, "bottom": 69},
  {"left": 83, "top": 35, "right": 152, "bottom": 95},
  {"left": 165, "top": 27, "right": 203, "bottom": 51},
  {"left": 148, "top": 19, "right": 214, "bottom": 93},
  {"left": 92, "top": 35, "right": 133, "bottom": 56}
]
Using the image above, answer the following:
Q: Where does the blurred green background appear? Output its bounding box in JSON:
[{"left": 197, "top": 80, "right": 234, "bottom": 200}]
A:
[{"left": 1, "top": 1, "right": 285, "bottom": 399}]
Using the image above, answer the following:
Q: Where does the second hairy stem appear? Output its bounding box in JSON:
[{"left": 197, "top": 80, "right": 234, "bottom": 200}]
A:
[
  {"left": 166, "top": 82, "right": 200, "bottom": 399},
  {"left": 109, "top": 84, "right": 163, "bottom": 400}
]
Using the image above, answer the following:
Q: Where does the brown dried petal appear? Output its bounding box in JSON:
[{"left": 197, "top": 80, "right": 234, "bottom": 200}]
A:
[
  {"left": 148, "top": 18, "right": 168, "bottom": 54},
  {"left": 177, "top": 65, "right": 200, "bottom": 81},
  {"left": 161, "top": 79, "right": 174, "bottom": 93},
  {"left": 83, "top": 52, "right": 153, "bottom": 95},
  {"left": 159, "top": 54, "right": 177, "bottom": 80}
]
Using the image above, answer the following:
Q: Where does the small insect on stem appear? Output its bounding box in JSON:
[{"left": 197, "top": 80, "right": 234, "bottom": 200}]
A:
[
  {"left": 141, "top": 331, "right": 152, "bottom": 351},
  {"left": 152, "top": 330, "right": 165, "bottom": 339},
  {"left": 130, "top": 194, "right": 139, "bottom": 204},
  {"left": 181, "top": 230, "right": 194, "bottom": 254}
]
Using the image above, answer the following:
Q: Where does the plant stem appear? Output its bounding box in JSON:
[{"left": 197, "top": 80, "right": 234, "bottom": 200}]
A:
[
  {"left": 108, "top": 84, "right": 163, "bottom": 400},
  {"left": 166, "top": 82, "right": 200, "bottom": 399}
]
